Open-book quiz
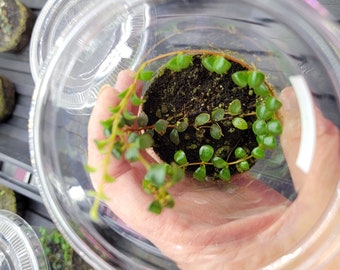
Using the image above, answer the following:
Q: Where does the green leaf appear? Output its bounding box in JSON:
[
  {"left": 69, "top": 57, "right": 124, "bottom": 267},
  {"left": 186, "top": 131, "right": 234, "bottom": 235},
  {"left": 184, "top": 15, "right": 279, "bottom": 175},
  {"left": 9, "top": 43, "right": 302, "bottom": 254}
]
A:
[
  {"left": 213, "top": 56, "right": 231, "bottom": 74},
  {"left": 202, "top": 56, "right": 215, "bottom": 72},
  {"left": 228, "top": 99, "right": 242, "bottom": 115},
  {"left": 112, "top": 141, "right": 124, "bottom": 159},
  {"left": 212, "top": 108, "right": 225, "bottom": 121},
  {"left": 175, "top": 118, "right": 189, "bottom": 132},
  {"left": 142, "top": 179, "right": 153, "bottom": 194},
  {"left": 125, "top": 146, "right": 139, "bottom": 162},
  {"left": 256, "top": 135, "right": 266, "bottom": 145},
  {"left": 199, "top": 145, "right": 214, "bottom": 162},
  {"left": 84, "top": 164, "right": 97, "bottom": 173},
  {"left": 195, "top": 113, "right": 210, "bottom": 126},
  {"left": 263, "top": 135, "right": 277, "bottom": 149},
  {"left": 256, "top": 104, "right": 274, "bottom": 120},
  {"left": 235, "top": 147, "right": 247, "bottom": 159},
  {"left": 231, "top": 71, "right": 248, "bottom": 87},
  {"left": 212, "top": 157, "right": 227, "bottom": 169},
  {"left": 138, "top": 70, "right": 154, "bottom": 81},
  {"left": 118, "top": 88, "right": 129, "bottom": 99},
  {"left": 177, "top": 54, "right": 193, "bottom": 69},
  {"left": 252, "top": 119, "right": 267, "bottom": 135},
  {"left": 104, "top": 173, "right": 116, "bottom": 183},
  {"left": 139, "top": 133, "right": 154, "bottom": 149},
  {"left": 232, "top": 117, "right": 248, "bottom": 130},
  {"left": 154, "top": 119, "right": 169, "bottom": 135},
  {"left": 238, "top": 160, "right": 250, "bottom": 172},
  {"left": 251, "top": 146, "right": 265, "bottom": 159},
  {"left": 137, "top": 112, "right": 149, "bottom": 127},
  {"left": 193, "top": 165, "right": 206, "bottom": 181},
  {"left": 145, "top": 164, "right": 168, "bottom": 187},
  {"left": 210, "top": 124, "right": 222, "bottom": 140},
  {"left": 95, "top": 139, "right": 108, "bottom": 153},
  {"left": 170, "top": 162, "right": 185, "bottom": 183},
  {"left": 166, "top": 56, "right": 181, "bottom": 72},
  {"left": 109, "top": 105, "right": 121, "bottom": 114},
  {"left": 165, "top": 194, "right": 175, "bottom": 208},
  {"left": 219, "top": 167, "right": 231, "bottom": 181},
  {"left": 170, "top": 129, "right": 180, "bottom": 145},
  {"left": 128, "top": 132, "right": 139, "bottom": 143},
  {"left": 254, "top": 83, "right": 270, "bottom": 97},
  {"left": 266, "top": 119, "right": 283, "bottom": 135},
  {"left": 174, "top": 150, "right": 188, "bottom": 165},
  {"left": 247, "top": 71, "right": 265, "bottom": 88},
  {"left": 265, "top": 96, "right": 282, "bottom": 112},
  {"left": 123, "top": 111, "right": 137, "bottom": 121},
  {"left": 148, "top": 200, "right": 162, "bottom": 214},
  {"left": 131, "top": 93, "right": 145, "bottom": 106}
]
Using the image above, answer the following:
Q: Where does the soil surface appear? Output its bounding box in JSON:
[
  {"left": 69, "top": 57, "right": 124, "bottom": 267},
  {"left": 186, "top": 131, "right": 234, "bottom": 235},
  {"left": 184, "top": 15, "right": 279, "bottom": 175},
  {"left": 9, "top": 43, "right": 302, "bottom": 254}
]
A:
[{"left": 143, "top": 54, "right": 258, "bottom": 177}]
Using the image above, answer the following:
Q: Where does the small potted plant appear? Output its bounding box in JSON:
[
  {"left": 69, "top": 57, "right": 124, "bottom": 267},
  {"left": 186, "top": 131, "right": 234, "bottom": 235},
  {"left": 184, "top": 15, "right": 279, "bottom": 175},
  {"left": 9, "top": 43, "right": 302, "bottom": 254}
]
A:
[{"left": 87, "top": 50, "right": 283, "bottom": 216}]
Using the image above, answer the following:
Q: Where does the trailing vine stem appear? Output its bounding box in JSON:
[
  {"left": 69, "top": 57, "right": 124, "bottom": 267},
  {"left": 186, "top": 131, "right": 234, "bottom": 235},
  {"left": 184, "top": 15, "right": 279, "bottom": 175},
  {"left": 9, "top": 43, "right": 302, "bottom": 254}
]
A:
[{"left": 87, "top": 49, "right": 283, "bottom": 218}]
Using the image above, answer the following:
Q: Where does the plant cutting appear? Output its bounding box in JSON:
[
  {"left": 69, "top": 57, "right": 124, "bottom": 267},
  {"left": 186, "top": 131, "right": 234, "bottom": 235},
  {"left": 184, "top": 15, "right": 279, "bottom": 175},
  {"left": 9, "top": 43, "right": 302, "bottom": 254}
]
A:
[{"left": 87, "top": 49, "right": 283, "bottom": 217}]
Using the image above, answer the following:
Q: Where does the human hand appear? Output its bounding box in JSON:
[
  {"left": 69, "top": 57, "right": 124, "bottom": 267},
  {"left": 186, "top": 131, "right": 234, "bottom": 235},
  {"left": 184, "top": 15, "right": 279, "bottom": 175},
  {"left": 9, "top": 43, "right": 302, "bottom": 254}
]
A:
[{"left": 88, "top": 71, "right": 340, "bottom": 269}]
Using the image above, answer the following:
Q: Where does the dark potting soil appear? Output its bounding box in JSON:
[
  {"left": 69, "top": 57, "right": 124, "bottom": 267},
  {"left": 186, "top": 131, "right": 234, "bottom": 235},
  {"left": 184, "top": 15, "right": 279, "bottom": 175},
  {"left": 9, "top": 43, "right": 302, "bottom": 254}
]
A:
[{"left": 143, "top": 54, "right": 258, "bottom": 177}]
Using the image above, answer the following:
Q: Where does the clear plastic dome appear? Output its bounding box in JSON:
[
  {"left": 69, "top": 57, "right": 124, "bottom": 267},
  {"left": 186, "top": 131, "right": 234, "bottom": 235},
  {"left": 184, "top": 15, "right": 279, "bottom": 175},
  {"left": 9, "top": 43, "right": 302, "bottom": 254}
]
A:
[{"left": 29, "top": 0, "right": 340, "bottom": 269}]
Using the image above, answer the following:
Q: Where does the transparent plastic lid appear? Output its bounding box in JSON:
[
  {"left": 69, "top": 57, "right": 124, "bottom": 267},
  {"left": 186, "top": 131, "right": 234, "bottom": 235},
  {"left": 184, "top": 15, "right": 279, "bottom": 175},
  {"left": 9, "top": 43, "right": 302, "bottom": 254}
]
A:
[
  {"left": 29, "top": 0, "right": 340, "bottom": 269},
  {"left": 0, "top": 210, "right": 49, "bottom": 270}
]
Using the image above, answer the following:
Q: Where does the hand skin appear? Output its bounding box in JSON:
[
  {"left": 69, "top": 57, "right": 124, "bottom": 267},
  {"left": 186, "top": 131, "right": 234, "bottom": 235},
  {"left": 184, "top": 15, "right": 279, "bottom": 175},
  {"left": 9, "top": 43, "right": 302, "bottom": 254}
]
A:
[{"left": 88, "top": 71, "right": 340, "bottom": 269}]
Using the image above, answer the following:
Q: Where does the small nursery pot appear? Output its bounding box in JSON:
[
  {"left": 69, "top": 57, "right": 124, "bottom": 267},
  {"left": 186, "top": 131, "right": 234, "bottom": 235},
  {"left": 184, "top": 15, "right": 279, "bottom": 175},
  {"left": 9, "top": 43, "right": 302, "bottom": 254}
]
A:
[{"left": 29, "top": 0, "right": 340, "bottom": 269}]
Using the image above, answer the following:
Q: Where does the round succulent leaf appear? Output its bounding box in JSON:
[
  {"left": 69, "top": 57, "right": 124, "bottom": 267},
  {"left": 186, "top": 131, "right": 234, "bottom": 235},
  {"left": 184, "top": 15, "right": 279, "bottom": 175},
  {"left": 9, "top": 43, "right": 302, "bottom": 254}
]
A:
[
  {"left": 212, "top": 108, "right": 225, "bottom": 121},
  {"left": 199, "top": 145, "right": 214, "bottom": 162},
  {"left": 256, "top": 104, "right": 274, "bottom": 120},
  {"left": 254, "top": 83, "right": 270, "bottom": 97},
  {"left": 235, "top": 147, "right": 247, "bottom": 159},
  {"left": 210, "top": 124, "right": 223, "bottom": 140},
  {"left": 202, "top": 56, "right": 216, "bottom": 72},
  {"left": 142, "top": 179, "right": 153, "bottom": 194},
  {"left": 193, "top": 165, "right": 206, "bottom": 181},
  {"left": 170, "top": 162, "right": 185, "bottom": 183},
  {"left": 212, "top": 157, "right": 227, "bottom": 169},
  {"left": 251, "top": 146, "right": 265, "bottom": 159},
  {"left": 265, "top": 96, "right": 282, "bottom": 112},
  {"left": 263, "top": 135, "right": 277, "bottom": 149},
  {"left": 219, "top": 167, "right": 231, "bottom": 181},
  {"left": 213, "top": 56, "right": 231, "bottom": 74},
  {"left": 174, "top": 150, "right": 188, "bottom": 165},
  {"left": 232, "top": 117, "right": 248, "bottom": 130},
  {"left": 154, "top": 119, "right": 169, "bottom": 135},
  {"left": 131, "top": 92, "right": 145, "bottom": 106},
  {"left": 170, "top": 129, "right": 180, "bottom": 145},
  {"left": 175, "top": 118, "right": 189, "bottom": 132},
  {"left": 138, "top": 70, "right": 154, "bottom": 81},
  {"left": 148, "top": 200, "right": 162, "bottom": 214},
  {"left": 145, "top": 164, "right": 167, "bottom": 187},
  {"left": 195, "top": 113, "right": 210, "bottom": 126},
  {"left": 125, "top": 146, "right": 140, "bottom": 162},
  {"left": 166, "top": 56, "right": 181, "bottom": 72},
  {"left": 177, "top": 54, "right": 193, "bottom": 69},
  {"left": 238, "top": 160, "right": 250, "bottom": 172},
  {"left": 252, "top": 119, "right": 267, "bottom": 135},
  {"left": 137, "top": 112, "right": 149, "bottom": 127},
  {"left": 139, "top": 133, "right": 154, "bottom": 149},
  {"left": 231, "top": 71, "right": 248, "bottom": 87},
  {"left": 228, "top": 99, "right": 242, "bottom": 115},
  {"left": 266, "top": 119, "right": 283, "bottom": 135},
  {"left": 247, "top": 71, "right": 265, "bottom": 88}
]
